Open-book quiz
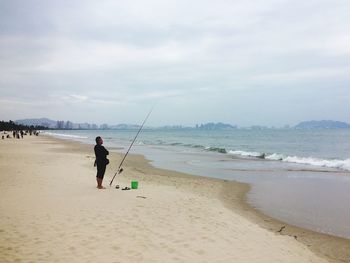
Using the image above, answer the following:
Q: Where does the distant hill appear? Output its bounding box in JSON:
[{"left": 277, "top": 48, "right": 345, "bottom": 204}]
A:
[
  {"left": 15, "top": 118, "right": 57, "bottom": 128},
  {"left": 196, "top": 122, "right": 237, "bottom": 130},
  {"left": 295, "top": 120, "right": 350, "bottom": 129}
]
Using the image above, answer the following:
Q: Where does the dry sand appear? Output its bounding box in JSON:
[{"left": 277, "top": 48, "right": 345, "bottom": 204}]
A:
[{"left": 0, "top": 134, "right": 349, "bottom": 262}]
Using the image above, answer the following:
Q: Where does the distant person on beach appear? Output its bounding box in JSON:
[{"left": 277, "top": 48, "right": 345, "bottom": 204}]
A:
[{"left": 94, "top": 136, "right": 109, "bottom": 189}]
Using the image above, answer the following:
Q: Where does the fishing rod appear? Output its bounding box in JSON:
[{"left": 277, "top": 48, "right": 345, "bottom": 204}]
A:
[{"left": 109, "top": 106, "right": 154, "bottom": 187}]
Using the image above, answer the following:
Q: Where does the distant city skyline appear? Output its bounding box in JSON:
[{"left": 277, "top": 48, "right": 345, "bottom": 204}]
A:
[
  {"left": 13, "top": 117, "right": 350, "bottom": 130},
  {"left": 1, "top": 0, "right": 350, "bottom": 127}
]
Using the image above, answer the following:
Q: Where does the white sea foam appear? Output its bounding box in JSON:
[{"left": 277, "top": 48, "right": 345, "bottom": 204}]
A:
[
  {"left": 228, "top": 149, "right": 350, "bottom": 171},
  {"left": 228, "top": 150, "right": 265, "bottom": 158},
  {"left": 265, "top": 153, "right": 284, "bottom": 160},
  {"left": 282, "top": 156, "right": 350, "bottom": 171},
  {"left": 43, "top": 132, "right": 88, "bottom": 139}
]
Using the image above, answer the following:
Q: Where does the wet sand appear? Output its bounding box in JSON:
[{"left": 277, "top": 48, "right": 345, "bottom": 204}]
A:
[{"left": 0, "top": 134, "right": 349, "bottom": 262}]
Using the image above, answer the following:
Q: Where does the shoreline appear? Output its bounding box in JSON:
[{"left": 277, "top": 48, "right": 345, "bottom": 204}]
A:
[
  {"left": 41, "top": 130, "right": 350, "bottom": 240},
  {"left": 1, "top": 134, "right": 349, "bottom": 262},
  {"left": 106, "top": 140, "right": 350, "bottom": 263},
  {"left": 47, "top": 134, "right": 350, "bottom": 262}
]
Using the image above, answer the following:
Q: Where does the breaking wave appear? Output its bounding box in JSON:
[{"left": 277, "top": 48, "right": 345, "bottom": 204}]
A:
[
  {"left": 149, "top": 139, "right": 350, "bottom": 172},
  {"left": 227, "top": 150, "right": 350, "bottom": 171},
  {"left": 229, "top": 150, "right": 266, "bottom": 159},
  {"left": 281, "top": 156, "right": 350, "bottom": 171},
  {"left": 205, "top": 147, "right": 227, "bottom": 154}
]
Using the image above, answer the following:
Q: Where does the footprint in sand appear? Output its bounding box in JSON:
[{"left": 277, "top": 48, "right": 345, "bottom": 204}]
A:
[
  {"left": 195, "top": 249, "right": 205, "bottom": 255},
  {"left": 167, "top": 247, "right": 175, "bottom": 253},
  {"left": 111, "top": 245, "right": 120, "bottom": 251},
  {"left": 69, "top": 246, "right": 76, "bottom": 252}
]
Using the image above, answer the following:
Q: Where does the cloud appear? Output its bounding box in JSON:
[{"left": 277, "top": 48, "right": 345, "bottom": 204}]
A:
[
  {"left": 61, "top": 94, "right": 88, "bottom": 103},
  {"left": 252, "top": 67, "right": 350, "bottom": 83},
  {"left": 0, "top": 0, "right": 350, "bottom": 125}
]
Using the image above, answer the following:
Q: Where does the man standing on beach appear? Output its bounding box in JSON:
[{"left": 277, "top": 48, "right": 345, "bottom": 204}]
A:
[{"left": 94, "top": 136, "right": 109, "bottom": 189}]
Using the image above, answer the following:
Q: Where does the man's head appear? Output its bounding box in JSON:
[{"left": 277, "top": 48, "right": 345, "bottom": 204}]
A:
[{"left": 95, "top": 136, "right": 103, "bottom": 145}]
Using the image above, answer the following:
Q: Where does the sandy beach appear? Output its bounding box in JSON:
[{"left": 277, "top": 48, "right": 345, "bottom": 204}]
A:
[{"left": 1, "top": 135, "right": 349, "bottom": 263}]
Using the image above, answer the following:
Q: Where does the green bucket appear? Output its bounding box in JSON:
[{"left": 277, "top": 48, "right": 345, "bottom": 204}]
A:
[{"left": 131, "top": 181, "right": 138, "bottom": 189}]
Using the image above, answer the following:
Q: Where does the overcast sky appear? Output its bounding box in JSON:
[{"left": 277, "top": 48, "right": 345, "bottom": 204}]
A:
[{"left": 0, "top": 0, "right": 349, "bottom": 127}]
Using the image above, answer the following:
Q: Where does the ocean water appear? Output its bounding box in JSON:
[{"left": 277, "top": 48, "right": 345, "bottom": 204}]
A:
[{"left": 44, "top": 129, "right": 350, "bottom": 239}]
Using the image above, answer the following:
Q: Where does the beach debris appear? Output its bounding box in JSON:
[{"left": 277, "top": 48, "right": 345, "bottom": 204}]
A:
[
  {"left": 122, "top": 187, "right": 131, "bottom": 190},
  {"left": 276, "top": 226, "right": 298, "bottom": 240},
  {"left": 277, "top": 226, "right": 298, "bottom": 240},
  {"left": 277, "top": 226, "right": 286, "bottom": 233},
  {"left": 136, "top": 196, "right": 147, "bottom": 199}
]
